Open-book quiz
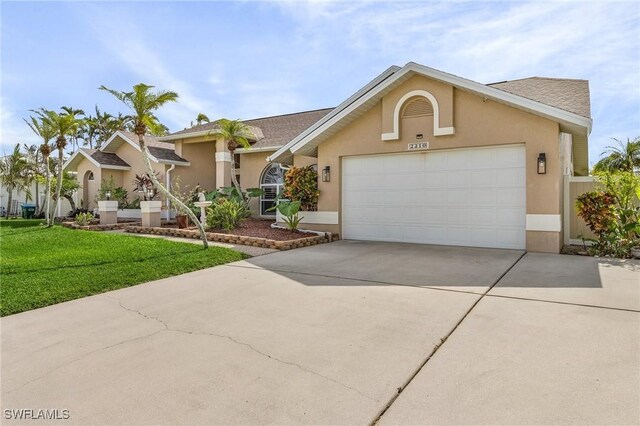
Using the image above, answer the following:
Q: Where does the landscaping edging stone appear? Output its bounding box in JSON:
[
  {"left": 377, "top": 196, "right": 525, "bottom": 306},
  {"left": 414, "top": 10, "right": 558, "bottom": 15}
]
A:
[
  {"left": 62, "top": 221, "right": 140, "bottom": 231},
  {"left": 125, "top": 226, "right": 333, "bottom": 250}
]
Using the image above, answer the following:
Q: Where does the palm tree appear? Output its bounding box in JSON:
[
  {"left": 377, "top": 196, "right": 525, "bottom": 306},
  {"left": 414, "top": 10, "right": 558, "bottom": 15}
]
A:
[
  {"left": 0, "top": 144, "right": 32, "bottom": 217},
  {"left": 38, "top": 108, "right": 83, "bottom": 225},
  {"left": 208, "top": 119, "right": 254, "bottom": 196},
  {"left": 196, "top": 113, "right": 210, "bottom": 126},
  {"left": 61, "top": 106, "right": 85, "bottom": 154},
  {"left": 593, "top": 137, "right": 640, "bottom": 173},
  {"left": 99, "top": 83, "right": 209, "bottom": 248},
  {"left": 22, "top": 144, "right": 41, "bottom": 212},
  {"left": 24, "top": 113, "right": 56, "bottom": 223}
]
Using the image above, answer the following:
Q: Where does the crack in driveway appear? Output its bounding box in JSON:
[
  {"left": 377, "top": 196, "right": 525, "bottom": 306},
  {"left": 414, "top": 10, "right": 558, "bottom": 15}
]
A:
[
  {"left": 110, "top": 296, "right": 377, "bottom": 402},
  {"left": 6, "top": 295, "right": 376, "bottom": 402}
]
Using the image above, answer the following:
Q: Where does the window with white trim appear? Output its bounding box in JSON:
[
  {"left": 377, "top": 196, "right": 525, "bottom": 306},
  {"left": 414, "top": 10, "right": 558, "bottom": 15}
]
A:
[{"left": 260, "top": 163, "right": 284, "bottom": 216}]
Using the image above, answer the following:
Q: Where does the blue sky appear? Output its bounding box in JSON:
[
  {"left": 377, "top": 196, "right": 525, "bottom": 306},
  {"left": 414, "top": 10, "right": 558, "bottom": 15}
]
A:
[{"left": 2, "top": 1, "right": 639, "bottom": 165}]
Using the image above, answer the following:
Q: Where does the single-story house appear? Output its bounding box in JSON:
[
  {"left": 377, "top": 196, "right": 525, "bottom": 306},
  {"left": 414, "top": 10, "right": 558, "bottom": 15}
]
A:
[{"left": 65, "top": 62, "right": 591, "bottom": 253}]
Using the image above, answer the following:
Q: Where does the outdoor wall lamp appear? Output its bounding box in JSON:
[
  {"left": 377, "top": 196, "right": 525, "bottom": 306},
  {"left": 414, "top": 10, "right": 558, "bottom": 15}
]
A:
[
  {"left": 105, "top": 191, "right": 111, "bottom": 201},
  {"left": 322, "top": 166, "right": 331, "bottom": 182},
  {"left": 537, "top": 153, "right": 547, "bottom": 174},
  {"left": 146, "top": 188, "right": 155, "bottom": 200}
]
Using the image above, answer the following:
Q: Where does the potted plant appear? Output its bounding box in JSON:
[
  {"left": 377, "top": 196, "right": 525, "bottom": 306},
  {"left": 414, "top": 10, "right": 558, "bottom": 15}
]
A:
[{"left": 170, "top": 177, "right": 194, "bottom": 229}]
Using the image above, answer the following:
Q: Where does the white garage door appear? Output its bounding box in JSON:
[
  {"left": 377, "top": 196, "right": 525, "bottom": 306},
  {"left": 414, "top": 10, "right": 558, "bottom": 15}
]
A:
[{"left": 342, "top": 145, "right": 526, "bottom": 249}]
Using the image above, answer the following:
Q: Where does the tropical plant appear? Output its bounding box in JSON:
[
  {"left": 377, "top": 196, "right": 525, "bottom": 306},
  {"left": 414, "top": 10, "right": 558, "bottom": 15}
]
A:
[
  {"left": 593, "top": 137, "right": 640, "bottom": 173},
  {"left": 207, "top": 119, "right": 254, "bottom": 197},
  {"left": 576, "top": 170, "right": 640, "bottom": 257},
  {"left": 37, "top": 108, "right": 84, "bottom": 225},
  {"left": 274, "top": 200, "right": 303, "bottom": 231},
  {"left": 75, "top": 211, "right": 93, "bottom": 226},
  {"left": 133, "top": 173, "right": 158, "bottom": 201},
  {"left": 95, "top": 176, "right": 128, "bottom": 205},
  {"left": 205, "top": 198, "right": 251, "bottom": 231},
  {"left": 282, "top": 165, "right": 320, "bottom": 211},
  {"left": 0, "top": 144, "right": 33, "bottom": 217},
  {"left": 99, "top": 83, "right": 208, "bottom": 247},
  {"left": 22, "top": 143, "right": 42, "bottom": 213},
  {"left": 195, "top": 113, "right": 210, "bottom": 126},
  {"left": 50, "top": 171, "right": 81, "bottom": 211},
  {"left": 61, "top": 106, "right": 86, "bottom": 154},
  {"left": 24, "top": 112, "right": 56, "bottom": 223}
]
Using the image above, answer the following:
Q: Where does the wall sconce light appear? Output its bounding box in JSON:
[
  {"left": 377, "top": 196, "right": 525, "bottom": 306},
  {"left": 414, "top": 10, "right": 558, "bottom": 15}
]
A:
[
  {"left": 416, "top": 134, "right": 424, "bottom": 139},
  {"left": 146, "top": 188, "right": 155, "bottom": 200},
  {"left": 322, "top": 166, "right": 331, "bottom": 182},
  {"left": 105, "top": 191, "right": 111, "bottom": 201},
  {"left": 537, "top": 153, "right": 547, "bottom": 174}
]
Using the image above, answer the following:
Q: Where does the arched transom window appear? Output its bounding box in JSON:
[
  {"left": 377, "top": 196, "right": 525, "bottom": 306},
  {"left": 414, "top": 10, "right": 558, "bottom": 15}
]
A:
[{"left": 260, "top": 163, "right": 284, "bottom": 216}]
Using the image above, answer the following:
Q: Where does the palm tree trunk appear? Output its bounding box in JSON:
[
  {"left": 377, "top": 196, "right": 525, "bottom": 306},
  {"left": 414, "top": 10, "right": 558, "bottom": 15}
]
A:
[
  {"left": 228, "top": 148, "right": 243, "bottom": 197},
  {"left": 43, "top": 154, "right": 50, "bottom": 224},
  {"left": 6, "top": 187, "right": 13, "bottom": 217},
  {"left": 53, "top": 148, "right": 64, "bottom": 223},
  {"left": 137, "top": 135, "right": 208, "bottom": 249}
]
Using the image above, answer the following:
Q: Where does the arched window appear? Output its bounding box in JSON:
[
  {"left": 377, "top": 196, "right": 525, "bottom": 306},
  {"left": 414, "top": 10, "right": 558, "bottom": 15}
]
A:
[
  {"left": 260, "top": 163, "right": 284, "bottom": 216},
  {"left": 87, "top": 171, "right": 94, "bottom": 181}
]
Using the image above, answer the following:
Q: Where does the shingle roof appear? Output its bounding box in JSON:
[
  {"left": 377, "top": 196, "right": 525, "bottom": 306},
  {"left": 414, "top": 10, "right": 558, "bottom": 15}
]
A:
[
  {"left": 488, "top": 77, "right": 591, "bottom": 119},
  {"left": 85, "top": 149, "right": 130, "bottom": 168},
  {"left": 119, "top": 131, "right": 176, "bottom": 150},
  {"left": 116, "top": 131, "right": 188, "bottom": 163},
  {"left": 147, "top": 146, "right": 189, "bottom": 163},
  {"left": 166, "top": 108, "right": 334, "bottom": 149}
]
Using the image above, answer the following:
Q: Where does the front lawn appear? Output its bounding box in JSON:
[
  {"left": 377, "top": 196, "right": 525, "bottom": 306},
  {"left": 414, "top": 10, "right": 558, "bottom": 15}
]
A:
[{"left": 0, "top": 220, "right": 246, "bottom": 316}]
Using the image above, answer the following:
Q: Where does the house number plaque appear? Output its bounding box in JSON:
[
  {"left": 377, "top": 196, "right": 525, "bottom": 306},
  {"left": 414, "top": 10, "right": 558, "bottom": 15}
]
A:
[{"left": 408, "top": 142, "right": 429, "bottom": 151}]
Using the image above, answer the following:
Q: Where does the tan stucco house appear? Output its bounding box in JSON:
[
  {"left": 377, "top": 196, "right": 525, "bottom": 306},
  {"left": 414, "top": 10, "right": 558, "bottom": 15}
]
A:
[{"left": 65, "top": 62, "right": 591, "bottom": 253}]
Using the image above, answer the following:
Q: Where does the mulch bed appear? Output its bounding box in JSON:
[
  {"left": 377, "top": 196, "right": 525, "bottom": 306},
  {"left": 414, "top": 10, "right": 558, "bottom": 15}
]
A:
[{"left": 165, "top": 218, "right": 318, "bottom": 241}]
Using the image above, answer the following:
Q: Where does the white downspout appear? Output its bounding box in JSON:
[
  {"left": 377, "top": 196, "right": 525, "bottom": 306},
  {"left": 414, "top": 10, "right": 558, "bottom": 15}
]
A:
[{"left": 165, "top": 164, "right": 176, "bottom": 220}]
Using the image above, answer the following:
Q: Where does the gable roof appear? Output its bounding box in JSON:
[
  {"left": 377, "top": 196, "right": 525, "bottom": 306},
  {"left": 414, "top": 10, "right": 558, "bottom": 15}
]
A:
[
  {"left": 159, "top": 108, "right": 335, "bottom": 151},
  {"left": 63, "top": 148, "right": 130, "bottom": 171},
  {"left": 489, "top": 77, "right": 590, "bottom": 119},
  {"left": 101, "top": 131, "right": 190, "bottom": 165},
  {"left": 268, "top": 62, "right": 592, "bottom": 163}
]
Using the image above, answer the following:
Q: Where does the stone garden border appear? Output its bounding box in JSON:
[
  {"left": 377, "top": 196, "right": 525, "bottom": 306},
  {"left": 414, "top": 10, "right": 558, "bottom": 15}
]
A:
[
  {"left": 125, "top": 225, "right": 333, "bottom": 250},
  {"left": 62, "top": 221, "right": 140, "bottom": 231}
]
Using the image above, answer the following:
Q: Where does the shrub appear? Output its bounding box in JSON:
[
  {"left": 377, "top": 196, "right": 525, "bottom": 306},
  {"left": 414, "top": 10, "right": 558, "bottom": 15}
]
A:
[
  {"left": 205, "top": 199, "right": 251, "bottom": 231},
  {"left": 96, "top": 176, "right": 128, "bottom": 205},
  {"left": 282, "top": 166, "right": 319, "bottom": 211},
  {"left": 68, "top": 208, "right": 89, "bottom": 218},
  {"left": 576, "top": 171, "right": 640, "bottom": 257},
  {"left": 75, "top": 212, "right": 94, "bottom": 226},
  {"left": 274, "top": 200, "right": 303, "bottom": 231}
]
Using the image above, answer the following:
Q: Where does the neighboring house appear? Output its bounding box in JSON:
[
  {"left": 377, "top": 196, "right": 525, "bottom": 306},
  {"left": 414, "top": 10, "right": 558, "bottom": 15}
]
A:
[
  {"left": 268, "top": 62, "right": 591, "bottom": 254},
  {"left": 63, "top": 62, "right": 592, "bottom": 254}
]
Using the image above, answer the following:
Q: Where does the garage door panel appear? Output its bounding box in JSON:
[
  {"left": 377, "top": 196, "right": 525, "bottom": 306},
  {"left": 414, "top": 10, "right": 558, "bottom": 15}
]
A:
[{"left": 342, "top": 145, "right": 526, "bottom": 249}]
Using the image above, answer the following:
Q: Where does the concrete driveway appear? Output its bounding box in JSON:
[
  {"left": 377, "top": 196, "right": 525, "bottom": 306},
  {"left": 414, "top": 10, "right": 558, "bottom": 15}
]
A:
[{"left": 2, "top": 241, "right": 638, "bottom": 425}]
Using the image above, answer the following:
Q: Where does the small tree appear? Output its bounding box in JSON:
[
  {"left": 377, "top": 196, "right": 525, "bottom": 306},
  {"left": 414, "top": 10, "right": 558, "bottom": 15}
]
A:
[
  {"left": 24, "top": 112, "right": 56, "bottom": 223},
  {"left": 37, "top": 108, "right": 84, "bottom": 225},
  {"left": 0, "top": 144, "right": 33, "bottom": 216},
  {"left": 100, "top": 83, "right": 208, "bottom": 248},
  {"left": 208, "top": 119, "right": 254, "bottom": 197}
]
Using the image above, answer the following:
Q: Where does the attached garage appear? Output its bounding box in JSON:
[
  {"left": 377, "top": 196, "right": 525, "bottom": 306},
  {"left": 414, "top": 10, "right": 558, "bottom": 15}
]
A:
[
  {"left": 342, "top": 145, "right": 526, "bottom": 249},
  {"left": 268, "top": 62, "right": 592, "bottom": 253}
]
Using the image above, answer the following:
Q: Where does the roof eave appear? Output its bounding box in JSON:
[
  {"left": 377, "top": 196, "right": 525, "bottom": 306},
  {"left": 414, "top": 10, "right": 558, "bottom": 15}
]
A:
[{"left": 271, "top": 62, "right": 592, "bottom": 162}]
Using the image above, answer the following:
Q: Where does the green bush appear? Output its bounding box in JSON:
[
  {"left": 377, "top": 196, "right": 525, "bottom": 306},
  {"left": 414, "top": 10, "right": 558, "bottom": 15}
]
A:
[
  {"left": 282, "top": 166, "right": 319, "bottom": 211},
  {"left": 274, "top": 200, "right": 303, "bottom": 231},
  {"left": 75, "top": 212, "right": 94, "bottom": 226},
  {"left": 576, "top": 171, "right": 640, "bottom": 257},
  {"left": 205, "top": 199, "right": 251, "bottom": 231}
]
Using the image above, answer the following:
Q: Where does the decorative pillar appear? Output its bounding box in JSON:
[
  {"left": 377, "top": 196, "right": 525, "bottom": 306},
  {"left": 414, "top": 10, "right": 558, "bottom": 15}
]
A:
[
  {"left": 215, "top": 139, "right": 232, "bottom": 189},
  {"left": 140, "top": 200, "right": 162, "bottom": 227},
  {"left": 97, "top": 201, "right": 118, "bottom": 225}
]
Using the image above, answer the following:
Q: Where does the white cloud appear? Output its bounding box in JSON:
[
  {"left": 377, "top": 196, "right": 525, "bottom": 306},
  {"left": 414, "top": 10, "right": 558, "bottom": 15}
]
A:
[{"left": 0, "top": 97, "right": 39, "bottom": 151}]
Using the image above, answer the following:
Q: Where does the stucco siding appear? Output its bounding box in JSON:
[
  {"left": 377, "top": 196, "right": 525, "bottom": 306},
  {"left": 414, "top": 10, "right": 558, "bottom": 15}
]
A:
[
  {"left": 174, "top": 141, "right": 216, "bottom": 192},
  {"left": 313, "top": 76, "right": 563, "bottom": 252}
]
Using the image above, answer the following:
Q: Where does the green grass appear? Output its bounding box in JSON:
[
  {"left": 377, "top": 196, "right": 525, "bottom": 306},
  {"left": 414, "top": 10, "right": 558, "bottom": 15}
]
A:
[{"left": 0, "top": 220, "right": 247, "bottom": 316}]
